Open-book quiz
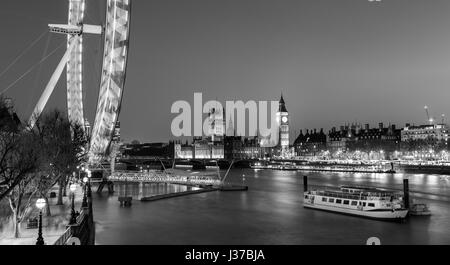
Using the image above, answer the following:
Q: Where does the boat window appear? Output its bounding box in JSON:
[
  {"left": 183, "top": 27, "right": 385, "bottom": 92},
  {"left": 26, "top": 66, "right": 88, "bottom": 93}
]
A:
[
  {"left": 304, "top": 195, "right": 308, "bottom": 199},
  {"left": 336, "top": 199, "right": 342, "bottom": 204},
  {"left": 351, "top": 201, "right": 358, "bottom": 206},
  {"left": 368, "top": 203, "right": 375, "bottom": 207},
  {"left": 322, "top": 197, "right": 327, "bottom": 202},
  {"left": 343, "top": 200, "right": 349, "bottom": 205},
  {"left": 363, "top": 202, "right": 366, "bottom": 207},
  {"left": 329, "top": 198, "right": 334, "bottom": 203}
]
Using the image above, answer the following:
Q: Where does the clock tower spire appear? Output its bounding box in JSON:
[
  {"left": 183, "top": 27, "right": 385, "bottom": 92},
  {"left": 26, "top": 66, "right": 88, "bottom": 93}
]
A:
[{"left": 277, "top": 92, "right": 290, "bottom": 156}]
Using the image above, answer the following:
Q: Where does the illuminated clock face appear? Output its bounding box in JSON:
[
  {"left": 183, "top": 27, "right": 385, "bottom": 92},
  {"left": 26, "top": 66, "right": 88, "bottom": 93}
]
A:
[{"left": 282, "top": 117, "right": 288, "bottom": 123}]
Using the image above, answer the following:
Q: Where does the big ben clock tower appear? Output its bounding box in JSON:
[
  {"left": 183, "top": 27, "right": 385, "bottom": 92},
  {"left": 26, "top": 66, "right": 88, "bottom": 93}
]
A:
[{"left": 277, "top": 93, "right": 289, "bottom": 154}]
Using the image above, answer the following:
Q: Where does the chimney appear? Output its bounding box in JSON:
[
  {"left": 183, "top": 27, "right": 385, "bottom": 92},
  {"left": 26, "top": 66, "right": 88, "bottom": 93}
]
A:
[
  {"left": 365, "top": 123, "right": 369, "bottom": 131},
  {"left": 379, "top": 122, "right": 383, "bottom": 130},
  {"left": 391, "top": 124, "right": 396, "bottom": 131},
  {"left": 405, "top": 123, "right": 410, "bottom": 128},
  {"left": 340, "top": 126, "right": 345, "bottom": 132},
  {"left": 314, "top": 129, "right": 317, "bottom": 134}
]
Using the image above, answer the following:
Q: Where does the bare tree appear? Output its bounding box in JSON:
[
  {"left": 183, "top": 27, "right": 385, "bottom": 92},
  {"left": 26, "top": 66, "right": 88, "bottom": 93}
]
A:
[
  {"left": 3, "top": 132, "right": 41, "bottom": 238},
  {"left": 0, "top": 98, "right": 40, "bottom": 202},
  {"left": 33, "top": 110, "right": 88, "bottom": 205},
  {"left": 1, "top": 98, "right": 88, "bottom": 236}
]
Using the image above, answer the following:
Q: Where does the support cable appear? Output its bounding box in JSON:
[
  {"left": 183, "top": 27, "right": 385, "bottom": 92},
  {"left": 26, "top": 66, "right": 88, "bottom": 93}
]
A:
[
  {"left": 0, "top": 30, "right": 48, "bottom": 79},
  {"left": 28, "top": 33, "right": 53, "bottom": 114},
  {"left": 0, "top": 40, "right": 66, "bottom": 95}
]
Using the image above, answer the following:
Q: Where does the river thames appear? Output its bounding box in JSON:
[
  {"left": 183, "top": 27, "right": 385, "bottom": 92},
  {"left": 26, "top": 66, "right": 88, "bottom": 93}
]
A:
[{"left": 92, "top": 169, "right": 450, "bottom": 245}]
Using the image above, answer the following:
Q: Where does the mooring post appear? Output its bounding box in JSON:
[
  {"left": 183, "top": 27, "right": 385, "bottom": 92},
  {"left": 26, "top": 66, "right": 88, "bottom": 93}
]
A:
[
  {"left": 403, "top": 178, "right": 409, "bottom": 210},
  {"left": 303, "top": 175, "right": 308, "bottom": 192}
]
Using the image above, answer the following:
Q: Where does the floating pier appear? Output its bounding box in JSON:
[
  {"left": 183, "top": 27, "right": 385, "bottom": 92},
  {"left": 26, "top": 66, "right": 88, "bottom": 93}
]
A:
[
  {"left": 118, "top": 196, "right": 132, "bottom": 206},
  {"left": 140, "top": 187, "right": 218, "bottom": 202},
  {"left": 219, "top": 185, "right": 248, "bottom": 191}
]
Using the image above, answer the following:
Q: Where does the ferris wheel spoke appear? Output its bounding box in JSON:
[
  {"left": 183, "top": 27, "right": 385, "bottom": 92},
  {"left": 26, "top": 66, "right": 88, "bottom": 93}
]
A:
[{"left": 28, "top": 0, "right": 131, "bottom": 165}]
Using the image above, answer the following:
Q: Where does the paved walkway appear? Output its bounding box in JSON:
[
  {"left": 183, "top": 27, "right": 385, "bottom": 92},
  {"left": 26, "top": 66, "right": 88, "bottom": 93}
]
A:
[{"left": 0, "top": 185, "right": 85, "bottom": 245}]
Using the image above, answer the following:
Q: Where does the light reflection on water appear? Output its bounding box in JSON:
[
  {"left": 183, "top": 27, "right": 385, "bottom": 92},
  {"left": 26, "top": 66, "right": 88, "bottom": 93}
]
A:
[{"left": 93, "top": 170, "right": 450, "bottom": 245}]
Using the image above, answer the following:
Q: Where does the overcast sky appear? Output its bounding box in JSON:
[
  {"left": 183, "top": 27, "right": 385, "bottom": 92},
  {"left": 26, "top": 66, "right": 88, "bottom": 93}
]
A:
[{"left": 1, "top": 0, "right": 450, "bottom": 143}]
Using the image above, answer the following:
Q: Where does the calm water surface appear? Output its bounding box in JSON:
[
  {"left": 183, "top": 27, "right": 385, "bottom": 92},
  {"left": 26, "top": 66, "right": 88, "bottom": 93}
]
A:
[{"left": 92, "top": 170, "right": 450, "bottom": 245}]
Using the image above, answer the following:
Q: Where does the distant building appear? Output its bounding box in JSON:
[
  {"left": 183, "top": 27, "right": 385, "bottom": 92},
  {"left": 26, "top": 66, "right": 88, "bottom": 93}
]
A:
[
  {"left": 175, "top": 142, "right": 194, "bottom": 159},
  {"left": 293, "top": 129, "right": 327, "bottom": 157},
  {"left": 174, "top": 140, "right": 224, "bottom": 159},
  {"left": 84, "top": 118, "right": 91, "bottom": 139},
  {"left": 206, "top": 107, "right": 225, "bottom": 143},
  {"left": 121, "top": 142, "right": 174, "bottom": 159},
  {"left": 112, "top": 121, "right": 121, "bottom": 142},
  {"left": 224, "top": 136, "right": 271, "bottom": 160},
  {"left": 173, "top": 95, "right": 288, "bottom": 160},
  {"left": 327, "top": 123, "right": 401, "bottom": 154},
  {"left": 276, "top": 94, "right": 289, "bottom": 154},
  {"left": 401, "top": 123, "right": 449, "bottom": 142}
]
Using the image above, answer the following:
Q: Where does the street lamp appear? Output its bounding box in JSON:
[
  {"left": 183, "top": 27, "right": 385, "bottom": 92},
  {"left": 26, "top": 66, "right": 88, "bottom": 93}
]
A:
[
  {"left": 69, "top": 183, "right": 77, "bottom": 225},
  {"left": 86, "top": 169, "right": 92, "bottom": 198},
  {"left": 82, "top": 177, "right": 88, "bottom": 208},
  {"left": 35, "top": 198, "right": 46, "bottom": 245}
]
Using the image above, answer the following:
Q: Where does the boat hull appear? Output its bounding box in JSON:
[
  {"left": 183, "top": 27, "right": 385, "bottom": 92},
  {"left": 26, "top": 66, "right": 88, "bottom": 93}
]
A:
[{"left": 304, "top": 202, "right": 408, "bottom": 221}]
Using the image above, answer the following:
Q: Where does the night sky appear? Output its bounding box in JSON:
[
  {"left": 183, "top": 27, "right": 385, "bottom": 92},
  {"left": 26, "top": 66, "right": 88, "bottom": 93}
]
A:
[{"left": 1, "top": 0, "right": 450, "bottom": 143}]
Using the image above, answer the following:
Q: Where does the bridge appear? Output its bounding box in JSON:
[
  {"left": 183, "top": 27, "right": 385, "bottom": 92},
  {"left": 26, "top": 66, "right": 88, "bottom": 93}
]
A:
[
  {"left": 93, "top": 169, "right": 223, "bottom": 193},
  {"left": 109, "top": 170, "right": 222, "bottom": 185}
]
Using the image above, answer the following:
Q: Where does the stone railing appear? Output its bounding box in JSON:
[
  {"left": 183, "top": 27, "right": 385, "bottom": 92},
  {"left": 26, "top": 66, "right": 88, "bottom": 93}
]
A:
[{"left": 53, "top": 198, "right": 95, "bottom": 245}]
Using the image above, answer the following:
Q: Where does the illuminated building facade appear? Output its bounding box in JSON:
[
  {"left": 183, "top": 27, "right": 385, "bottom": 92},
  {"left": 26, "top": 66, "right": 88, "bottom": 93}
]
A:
[
  {"left": 401, "top": 124, "right": 449, "bottom": 142},
  {"left": 112, "top": 121, "right": 121, "bottom": 143},
  {"left": 277, "top": 94, "right": 289, "bottom": 153},
  {"left": 294, "top": 129, "right": 327, "bottom": 157},
  {"left": 327, "top": 123, "right": 401, "bottom": 155}
]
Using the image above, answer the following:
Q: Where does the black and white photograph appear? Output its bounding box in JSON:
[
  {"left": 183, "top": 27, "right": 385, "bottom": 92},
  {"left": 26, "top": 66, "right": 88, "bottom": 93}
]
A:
[{"left": 1, "top": 0, "right": 450, "bottom": 260}]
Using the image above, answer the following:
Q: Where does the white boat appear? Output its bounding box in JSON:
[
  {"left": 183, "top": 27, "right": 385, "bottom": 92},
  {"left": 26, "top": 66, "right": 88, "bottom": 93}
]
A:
[{"left": 304, "top": 186, "right": 408, "bottom": 221}]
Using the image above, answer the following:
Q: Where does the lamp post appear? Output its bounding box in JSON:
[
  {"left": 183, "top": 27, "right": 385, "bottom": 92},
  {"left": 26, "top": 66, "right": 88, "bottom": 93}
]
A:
[
  {"left": 36, "top": 198, "right": 46, "bottom": 245},
  {"left": 82, "top": 177, "right": 88, "bottom": 208},
  {"left": 86, "top": 170, "right": 92, "bottom": 198},
  {"left": 69, "top": 183, "right": 77, "bottom": 225},
  {"left": 76, "top": 165, "right": 81, "bottom": 180}
]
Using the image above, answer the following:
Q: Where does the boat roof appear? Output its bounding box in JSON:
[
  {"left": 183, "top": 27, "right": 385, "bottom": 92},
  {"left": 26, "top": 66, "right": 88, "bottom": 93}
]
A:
[
  {"left": 312, "top": 190, "right": 396, "bottom": 200},
  {"left": 340, "top": 185, "right": 386, "bottom": 192}
]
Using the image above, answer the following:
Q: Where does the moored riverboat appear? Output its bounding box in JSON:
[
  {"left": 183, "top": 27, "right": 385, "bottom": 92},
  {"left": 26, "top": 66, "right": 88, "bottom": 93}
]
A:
[{"left": 304, "top": 186, "right": 408, "bottom": 221}]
